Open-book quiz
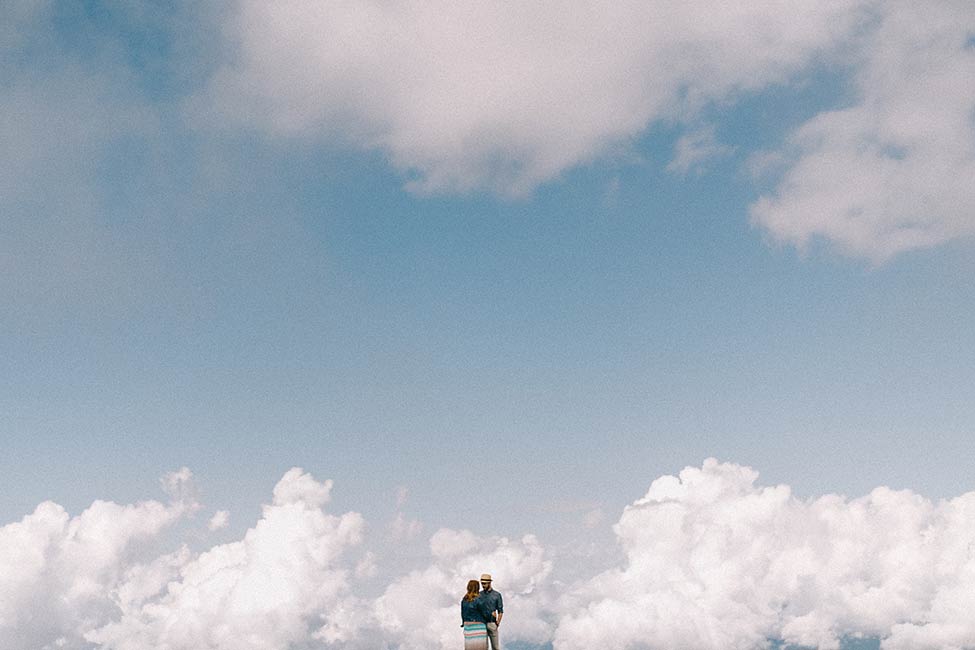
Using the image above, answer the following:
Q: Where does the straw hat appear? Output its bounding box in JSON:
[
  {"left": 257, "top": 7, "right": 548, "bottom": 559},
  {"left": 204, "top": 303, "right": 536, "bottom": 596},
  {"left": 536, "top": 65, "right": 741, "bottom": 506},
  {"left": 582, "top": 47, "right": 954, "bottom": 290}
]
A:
[{"left": 480, "top": 574, "right": 492, "bottom": 582}]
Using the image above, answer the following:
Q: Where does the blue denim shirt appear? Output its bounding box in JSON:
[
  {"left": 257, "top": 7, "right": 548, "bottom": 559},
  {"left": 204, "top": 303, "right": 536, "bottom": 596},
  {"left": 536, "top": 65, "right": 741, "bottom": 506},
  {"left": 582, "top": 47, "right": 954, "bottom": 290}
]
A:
[
  {"left": 461, "top": 598, "right": 488, "bottom": 623},
  {"left": 477, "top": 589, "right": 503, "bottom": 621}
]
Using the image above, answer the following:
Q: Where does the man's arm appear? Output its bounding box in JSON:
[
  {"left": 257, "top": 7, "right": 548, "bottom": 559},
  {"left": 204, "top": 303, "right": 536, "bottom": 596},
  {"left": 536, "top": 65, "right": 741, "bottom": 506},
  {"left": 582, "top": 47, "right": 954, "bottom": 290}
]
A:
[
  {"left": 496, "top": 592, "right": 503, "bottom": 625},
  {"left": 476, "top": 597, "right": 492, "bottom": 624}
]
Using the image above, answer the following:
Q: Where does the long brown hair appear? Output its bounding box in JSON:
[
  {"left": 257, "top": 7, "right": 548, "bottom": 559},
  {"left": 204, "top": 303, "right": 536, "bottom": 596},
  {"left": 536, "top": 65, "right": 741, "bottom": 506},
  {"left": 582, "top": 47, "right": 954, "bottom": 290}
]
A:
[{"left": 463, "top": 579, "right": 480, "bottom": 602}]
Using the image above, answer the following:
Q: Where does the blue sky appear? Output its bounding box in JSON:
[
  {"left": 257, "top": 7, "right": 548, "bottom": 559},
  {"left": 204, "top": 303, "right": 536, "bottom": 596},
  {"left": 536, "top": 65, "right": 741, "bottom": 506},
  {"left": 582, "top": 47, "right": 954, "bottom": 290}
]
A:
[{"left": 3, "top": 2, "right": 975, "bottom": 649}]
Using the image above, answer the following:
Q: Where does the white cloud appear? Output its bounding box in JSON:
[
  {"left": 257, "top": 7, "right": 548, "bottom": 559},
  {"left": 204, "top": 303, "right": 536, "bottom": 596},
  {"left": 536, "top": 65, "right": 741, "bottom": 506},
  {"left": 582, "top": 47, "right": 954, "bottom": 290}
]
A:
[
  {"left": 7, "top": 0, "right": 973, "bottom": 267},
  {"left": 4, "top": 462, "right": 975, "bottom": 649},
  {"left": 300, "top": 527, "right": 556, "bottom": 649},
  {"left": 5, "top": 0, "right": 973, "bottom": 271},
  {"left": 0, "top": 469, "right": 198, "bottom": 650},
  {"left": 201, "top": 0, "right": 975, "bottom": 259},
  {"left": 207, "top": 510, "right": 230, "bottom": 531},
  {"left": 203, "top": 0, "right": 864, "bottom": 195},
  {"left": 582, "top": 508, "right": 604, "bottom": 530},
  {"left": 271, "top": 466, "right": 334, "bottom": 507},
  {"left": 667, "top": 124, "right": 733, "bottom": 175},
  {"left": 751, "top": 0, "right": 975, "bottom": 262},
  {"left": 354, "top": 551, "right": 378, "bottom": 580},
  {"left": 428, "top": 528, "right": 481, "bottom": 557},
  {"left": 389, "top": 486, "right": 423, "bottom": 541},
  {"left": 553, "top": 458, "right": 975, "bottom": 650},
  {"left": 367, "top": 529, "right": 555, "bottom": 650},
  {"left": 395, "top": 486, "right": 410, "bottom": 508},
  {"left": 161, "top": 467, "right": 201, "bottom": 508},
  {"left": 88, "top": 468, "right": 364, "bottom": 650},
  {"left": 389, "top": 511, "right": 423, "bottom": 541}
]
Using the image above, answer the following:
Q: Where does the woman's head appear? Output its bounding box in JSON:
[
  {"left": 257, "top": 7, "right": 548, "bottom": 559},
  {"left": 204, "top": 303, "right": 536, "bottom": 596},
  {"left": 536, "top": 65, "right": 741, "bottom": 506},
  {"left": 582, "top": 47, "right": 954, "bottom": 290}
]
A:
[{"left": 464, "top": 579, "right": 480, "bottom": 601}]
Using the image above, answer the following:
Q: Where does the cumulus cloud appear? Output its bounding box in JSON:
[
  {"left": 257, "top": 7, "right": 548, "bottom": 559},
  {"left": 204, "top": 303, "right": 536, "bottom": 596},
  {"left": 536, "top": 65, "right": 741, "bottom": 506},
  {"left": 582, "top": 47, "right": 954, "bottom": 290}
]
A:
[
  {"left": 259, "top": 524, "right": 555, "bottom": 649},
  {"left": 751, "top": 0, "right": 975, "bottom": 261},
  {"left": 0, "top": 468, "right": 198, "bottom": 650},
  {"left": 88, "top": 467, "right": 364, "bottom": 650},
  {"left": 554, "top": 458, "right": 975, "bottom": 650},
  {"left": 204, "top": 0, "right": 863, "bottom": 195},
  {"left": 4, "top": 461, "right": 975, "bottom": 649},
  {"left": 366, "top": 528, "right": 554, "bottom": 650}
]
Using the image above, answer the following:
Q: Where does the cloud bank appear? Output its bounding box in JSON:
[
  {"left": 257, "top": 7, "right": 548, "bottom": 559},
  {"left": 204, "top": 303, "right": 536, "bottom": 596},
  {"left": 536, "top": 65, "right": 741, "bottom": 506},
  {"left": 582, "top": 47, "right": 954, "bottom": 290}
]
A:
[
  {"left": 3, "top": 461, "right": 975, "bottom": 649},
  {"left": 554, "top": 459, "right": 975, "bottom": 650}
]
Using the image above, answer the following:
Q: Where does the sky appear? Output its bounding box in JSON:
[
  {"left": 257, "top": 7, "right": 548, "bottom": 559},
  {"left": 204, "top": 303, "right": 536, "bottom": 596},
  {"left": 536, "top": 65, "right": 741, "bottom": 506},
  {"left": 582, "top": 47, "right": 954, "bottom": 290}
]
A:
[{"left": 2, "top": 1, "right": 975, "bottom": 649}]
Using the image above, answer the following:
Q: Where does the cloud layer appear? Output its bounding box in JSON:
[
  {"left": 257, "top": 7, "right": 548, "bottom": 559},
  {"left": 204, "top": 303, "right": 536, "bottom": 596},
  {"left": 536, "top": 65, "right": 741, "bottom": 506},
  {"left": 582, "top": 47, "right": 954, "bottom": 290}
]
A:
[
  {"left": 3, "top": 0, "right": 973, "bottom": 263},
  {"left": 3, "top": 461, "right": 975, "bottom": 649}
]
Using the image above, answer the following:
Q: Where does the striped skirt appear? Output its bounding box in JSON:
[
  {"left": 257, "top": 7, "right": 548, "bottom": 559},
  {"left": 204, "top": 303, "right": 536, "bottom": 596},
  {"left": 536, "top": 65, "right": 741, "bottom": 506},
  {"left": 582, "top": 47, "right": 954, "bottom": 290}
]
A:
[{"left": 463, "top": 622, "right": 488, "bottom": 650}]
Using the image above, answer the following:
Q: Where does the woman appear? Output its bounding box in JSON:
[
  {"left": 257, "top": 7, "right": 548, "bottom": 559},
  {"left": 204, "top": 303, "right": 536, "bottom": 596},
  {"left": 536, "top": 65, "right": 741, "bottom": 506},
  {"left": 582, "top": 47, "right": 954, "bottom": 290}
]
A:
[{"left": 460, "top": 579, "right": 488, "bottom": 650}]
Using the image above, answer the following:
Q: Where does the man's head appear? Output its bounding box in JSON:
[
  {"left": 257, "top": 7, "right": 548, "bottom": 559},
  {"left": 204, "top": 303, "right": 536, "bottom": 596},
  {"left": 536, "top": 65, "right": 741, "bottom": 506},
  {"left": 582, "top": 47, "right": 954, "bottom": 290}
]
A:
[{"left": 480, "top": 573, "right": 492, "bottom": 590}]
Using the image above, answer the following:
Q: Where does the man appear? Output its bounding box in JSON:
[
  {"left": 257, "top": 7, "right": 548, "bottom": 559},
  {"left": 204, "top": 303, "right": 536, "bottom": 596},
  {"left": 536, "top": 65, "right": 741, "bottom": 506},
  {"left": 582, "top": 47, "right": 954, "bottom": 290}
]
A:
[{"left": 477, "top": 573, "right": 503, "bottom": 650}]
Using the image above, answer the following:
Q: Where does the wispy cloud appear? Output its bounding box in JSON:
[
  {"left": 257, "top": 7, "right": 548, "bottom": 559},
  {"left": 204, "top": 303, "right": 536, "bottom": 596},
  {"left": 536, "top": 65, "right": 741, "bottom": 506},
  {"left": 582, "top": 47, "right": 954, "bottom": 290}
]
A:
[{"left": 667, "top": 124, "right": 733, "bottom": 175}]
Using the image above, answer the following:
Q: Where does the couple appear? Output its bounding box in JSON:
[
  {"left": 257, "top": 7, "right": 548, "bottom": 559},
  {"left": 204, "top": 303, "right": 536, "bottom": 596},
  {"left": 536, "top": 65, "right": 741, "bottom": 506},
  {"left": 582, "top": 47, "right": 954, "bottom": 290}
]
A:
[{"left": 460, "top": 573, "right": 503, "bottom": 650}]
